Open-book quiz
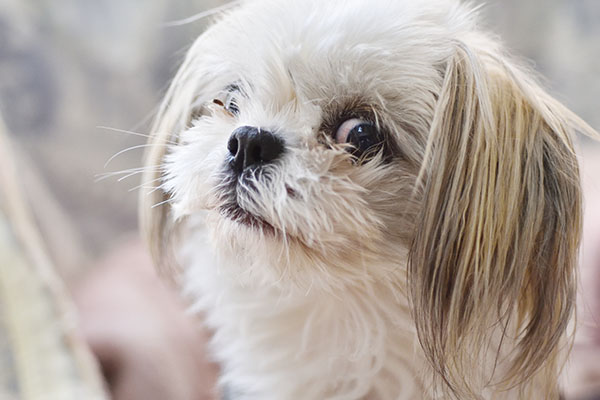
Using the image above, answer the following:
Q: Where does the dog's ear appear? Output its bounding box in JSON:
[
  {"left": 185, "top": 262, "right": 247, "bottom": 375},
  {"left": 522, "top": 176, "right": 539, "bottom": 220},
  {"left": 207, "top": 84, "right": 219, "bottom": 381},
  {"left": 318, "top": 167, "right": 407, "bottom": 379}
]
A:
[
  {"left": 409, "top": 41, "right": 595, "bottom": 397},
  {"left": 139, "top": 35, "right": 221, "bottom": 277}
]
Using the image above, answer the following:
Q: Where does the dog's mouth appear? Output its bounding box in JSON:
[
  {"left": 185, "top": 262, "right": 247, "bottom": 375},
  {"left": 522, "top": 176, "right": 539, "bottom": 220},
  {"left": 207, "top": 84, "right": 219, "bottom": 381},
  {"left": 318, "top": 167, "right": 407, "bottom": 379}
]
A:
[
  {"left": 216, "top": 164, "right": 296, "bottom": 235},
  {"left": 217, "top": 172, "right": 277, "bottom": 233},
  {"left": 219, "top": 201, "right": 276, "bottom": 233}
]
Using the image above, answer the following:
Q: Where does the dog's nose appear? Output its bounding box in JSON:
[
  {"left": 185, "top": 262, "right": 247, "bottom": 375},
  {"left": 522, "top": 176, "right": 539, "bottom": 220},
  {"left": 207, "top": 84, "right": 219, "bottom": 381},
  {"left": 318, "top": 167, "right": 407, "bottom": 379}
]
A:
[{"left": 227, "top": 126, "right": 284, "bottom": 173}]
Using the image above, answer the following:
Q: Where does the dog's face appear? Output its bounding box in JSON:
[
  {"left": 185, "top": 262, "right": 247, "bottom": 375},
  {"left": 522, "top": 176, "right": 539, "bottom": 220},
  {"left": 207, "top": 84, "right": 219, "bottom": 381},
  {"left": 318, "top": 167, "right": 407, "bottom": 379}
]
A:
[
  {"left": 160, "top": 0, "right": 460, "bottom": 289},
  {"left": 143, "top": 0, "right": 592, "bottom": 396}
]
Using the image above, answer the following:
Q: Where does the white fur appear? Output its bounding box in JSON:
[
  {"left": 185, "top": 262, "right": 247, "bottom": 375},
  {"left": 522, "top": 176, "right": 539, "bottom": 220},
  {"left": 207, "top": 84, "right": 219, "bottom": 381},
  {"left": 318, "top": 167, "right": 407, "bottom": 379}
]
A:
[
  {"left": 157, "top": 0, "right": 552, "bottom": 398},
  {"left": 179, "top": 216, "right": 423, "bottom": 399}
]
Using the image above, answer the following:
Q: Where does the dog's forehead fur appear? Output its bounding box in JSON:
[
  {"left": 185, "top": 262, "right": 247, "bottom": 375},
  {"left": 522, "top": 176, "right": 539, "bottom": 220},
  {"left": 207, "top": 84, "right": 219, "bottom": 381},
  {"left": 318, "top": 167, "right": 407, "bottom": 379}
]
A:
[{"left": 185, "top": 0, "right": 473, "bottom": 137}]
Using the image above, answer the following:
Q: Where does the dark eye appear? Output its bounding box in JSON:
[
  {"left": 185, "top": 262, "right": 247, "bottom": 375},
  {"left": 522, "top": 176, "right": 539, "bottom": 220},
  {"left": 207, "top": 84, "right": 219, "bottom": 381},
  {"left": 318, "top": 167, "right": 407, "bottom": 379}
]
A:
[{"left": 335, "top": 118, "right": 381, "bottom": 158}]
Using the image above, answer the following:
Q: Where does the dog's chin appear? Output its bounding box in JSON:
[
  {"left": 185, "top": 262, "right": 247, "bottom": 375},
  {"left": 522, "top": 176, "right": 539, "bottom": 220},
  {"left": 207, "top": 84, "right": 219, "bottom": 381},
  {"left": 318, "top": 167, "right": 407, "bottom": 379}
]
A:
[{"left": 219, "top": 202, "right": 277, "bottom": 235}]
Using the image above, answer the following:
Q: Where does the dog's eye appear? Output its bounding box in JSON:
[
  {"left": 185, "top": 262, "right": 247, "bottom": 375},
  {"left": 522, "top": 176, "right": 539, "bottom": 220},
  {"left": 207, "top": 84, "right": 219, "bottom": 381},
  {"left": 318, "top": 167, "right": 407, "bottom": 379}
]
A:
[
  {"left": 213, "top": 90, "right": 240, "bottom": 116},
  {"left": 335, "top": 118, "right": 381, "bottom": 157}
]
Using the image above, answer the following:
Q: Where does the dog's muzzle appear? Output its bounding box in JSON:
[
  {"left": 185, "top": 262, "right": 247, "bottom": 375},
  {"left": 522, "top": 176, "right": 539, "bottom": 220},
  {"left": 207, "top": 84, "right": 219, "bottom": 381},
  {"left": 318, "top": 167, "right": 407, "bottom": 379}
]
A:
[
  {"left": 227, "top": 126, "right": 284, "bottom": 175},
  {"left": 218, "top": 126, "right": 284, "bottom": 232}
]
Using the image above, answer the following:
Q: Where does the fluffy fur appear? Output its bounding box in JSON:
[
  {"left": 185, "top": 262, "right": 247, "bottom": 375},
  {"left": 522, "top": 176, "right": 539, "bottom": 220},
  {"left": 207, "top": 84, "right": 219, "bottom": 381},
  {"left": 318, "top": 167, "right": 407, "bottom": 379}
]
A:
[{"left": 140, "top": 0, "right": 597, "bottom": 398}]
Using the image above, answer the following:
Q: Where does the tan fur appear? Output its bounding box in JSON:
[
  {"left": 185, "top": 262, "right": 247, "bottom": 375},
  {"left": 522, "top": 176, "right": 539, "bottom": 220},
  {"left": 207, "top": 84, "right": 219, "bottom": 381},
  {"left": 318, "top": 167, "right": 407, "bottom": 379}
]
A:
[{"left": 410, "top": 41, "right": 594, "bottom": 398}]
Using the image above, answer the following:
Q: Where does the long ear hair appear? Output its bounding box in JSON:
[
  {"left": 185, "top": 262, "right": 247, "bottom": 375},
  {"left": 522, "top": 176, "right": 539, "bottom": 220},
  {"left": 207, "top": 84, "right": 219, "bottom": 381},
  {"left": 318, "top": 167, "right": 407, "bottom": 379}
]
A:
[
  {"left": 139, "top": 73, "right": 186, "bottom": 275},
  {"left": 409, "top": 40, "right": 597, "bottom": 398},
  {"left": 139, "top": 35, "right": 216, "bottom": 276},
  {"left": 140, "top": 6, "right": 241, "bottom": 276}
]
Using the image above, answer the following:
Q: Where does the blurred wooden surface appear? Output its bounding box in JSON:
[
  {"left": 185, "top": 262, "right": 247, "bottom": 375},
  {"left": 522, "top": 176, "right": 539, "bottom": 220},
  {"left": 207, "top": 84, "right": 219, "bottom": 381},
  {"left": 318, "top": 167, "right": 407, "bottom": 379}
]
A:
[{"left": 0, "top": 114, "right": 108, "bottom": 400}]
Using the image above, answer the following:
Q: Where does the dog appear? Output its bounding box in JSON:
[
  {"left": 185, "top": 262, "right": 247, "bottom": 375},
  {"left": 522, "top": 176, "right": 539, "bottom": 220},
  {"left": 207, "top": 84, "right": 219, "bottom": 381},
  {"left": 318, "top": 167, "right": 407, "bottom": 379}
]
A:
[{"left": 140, "top": 0, "right": 597, "bottom": 398}]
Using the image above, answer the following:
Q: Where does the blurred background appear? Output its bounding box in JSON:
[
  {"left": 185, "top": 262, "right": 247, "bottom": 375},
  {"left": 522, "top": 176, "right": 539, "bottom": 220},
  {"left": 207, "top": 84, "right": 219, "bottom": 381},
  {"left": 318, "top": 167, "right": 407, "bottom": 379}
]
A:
[{"left": 0, "top": 0, "right": 598, "bottom": 399}]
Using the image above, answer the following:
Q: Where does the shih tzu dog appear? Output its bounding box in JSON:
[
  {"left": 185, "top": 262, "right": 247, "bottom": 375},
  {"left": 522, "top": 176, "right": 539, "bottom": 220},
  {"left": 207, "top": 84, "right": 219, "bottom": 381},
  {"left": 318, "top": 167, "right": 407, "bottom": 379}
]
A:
[{"left": 140, "top": 0, "right": 597, "bottom": 398}]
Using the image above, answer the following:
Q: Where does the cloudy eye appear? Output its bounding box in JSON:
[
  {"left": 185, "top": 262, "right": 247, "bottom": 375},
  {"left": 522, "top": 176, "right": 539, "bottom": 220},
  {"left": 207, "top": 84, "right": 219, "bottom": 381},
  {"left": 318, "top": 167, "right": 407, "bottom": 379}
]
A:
[
  {"left": 224, "top": 92, "right": 239, "bottom": 115},
  {"left": 335, "top": 118, "right": 381, "bottom": 157},
  {"left": 213, "top": 85, "right": 240, "bottom": 116}
]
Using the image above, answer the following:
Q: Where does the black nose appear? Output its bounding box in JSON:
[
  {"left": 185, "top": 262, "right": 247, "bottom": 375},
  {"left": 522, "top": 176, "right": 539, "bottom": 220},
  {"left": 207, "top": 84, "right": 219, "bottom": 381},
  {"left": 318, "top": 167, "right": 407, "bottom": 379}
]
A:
[{"left": 227, "top": 126, "right": 284, "bottom": 174}]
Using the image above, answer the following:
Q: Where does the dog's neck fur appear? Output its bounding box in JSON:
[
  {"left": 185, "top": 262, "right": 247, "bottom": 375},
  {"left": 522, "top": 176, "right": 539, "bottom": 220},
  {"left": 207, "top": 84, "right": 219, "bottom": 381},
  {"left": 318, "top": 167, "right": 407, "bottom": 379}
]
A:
[{"left": 179, "top": 215, "right": 546, "bottom": 400}]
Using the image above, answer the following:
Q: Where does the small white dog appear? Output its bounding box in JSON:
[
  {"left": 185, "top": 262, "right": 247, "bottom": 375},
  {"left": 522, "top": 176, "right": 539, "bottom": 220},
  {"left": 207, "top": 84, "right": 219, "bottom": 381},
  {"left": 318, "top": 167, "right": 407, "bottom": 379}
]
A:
[{"left": 141, "top": 1, "right": 596, "bottom": 398}]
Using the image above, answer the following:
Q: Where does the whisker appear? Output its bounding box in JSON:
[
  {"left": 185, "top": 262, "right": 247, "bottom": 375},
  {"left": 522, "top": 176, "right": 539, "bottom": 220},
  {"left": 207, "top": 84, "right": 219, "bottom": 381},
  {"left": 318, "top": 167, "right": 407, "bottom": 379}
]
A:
[
  {"left": 94, "top": 166, "right": 162, "bottom": 182},
  {"left": 118, "top": 169, "right": 160, "bottom": 182},
  {"left": 95, "top": 166, "right": 156, "bottom": 178},
  {"left": 104, "top": 144, "right": 167, "bottom": 168},
  {"left": 145, "top": 186, "right": 164, "bottom": 196},
  {"left": 128, "top": 177, "right": 163, "bottom": 192},
  {"left": 152, "top": 198, "right": 173, "bottom": 208},
  {"left": 97, "top": 126, "right": 178, "bottom": 145},
  {"left": 95, "top": 171, "right": 144, "bottom": 183},
  {"left": 162, "top": 1, "right": 241, "bottom": 27},
  {"left": 130, "top": 186, "right": 163, "bottom": 195}
]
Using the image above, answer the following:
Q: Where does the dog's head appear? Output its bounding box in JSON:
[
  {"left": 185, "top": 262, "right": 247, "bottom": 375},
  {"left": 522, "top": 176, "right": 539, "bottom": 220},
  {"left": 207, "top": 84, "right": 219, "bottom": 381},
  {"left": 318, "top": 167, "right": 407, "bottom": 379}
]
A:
[{"left": 141, "top": 0, "right": 595, "bottom": 396}]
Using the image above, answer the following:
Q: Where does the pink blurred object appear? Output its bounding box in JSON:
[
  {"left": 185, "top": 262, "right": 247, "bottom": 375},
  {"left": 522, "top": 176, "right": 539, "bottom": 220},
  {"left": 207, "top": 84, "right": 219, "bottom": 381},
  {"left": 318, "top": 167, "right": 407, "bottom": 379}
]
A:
[
  {"left": 73, "top": 237, "right": 219, "bottom": 400},
  {"left": 564, "top": 145, "right": 600, "bottom": 400}
]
